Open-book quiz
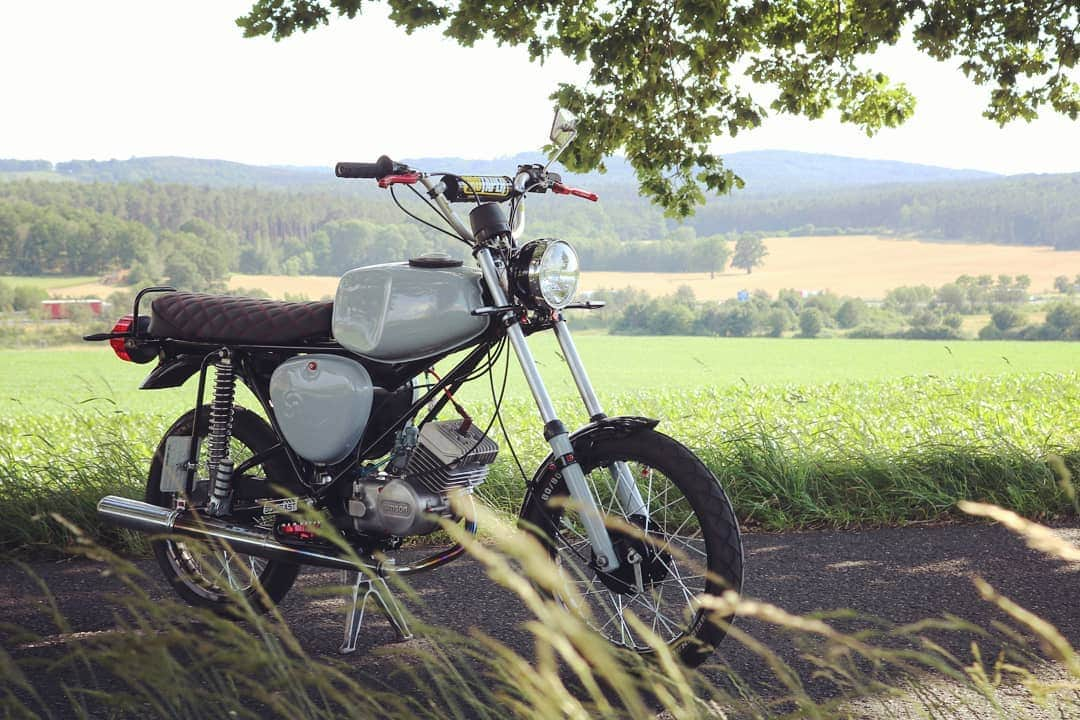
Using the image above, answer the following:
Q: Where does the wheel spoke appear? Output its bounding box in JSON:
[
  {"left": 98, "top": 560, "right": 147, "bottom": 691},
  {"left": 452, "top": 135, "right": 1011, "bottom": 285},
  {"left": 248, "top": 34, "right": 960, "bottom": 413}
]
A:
[
  {"left": 656, "top": 555, "right": 698, "bottom": 609},
  {"left": 632, "top": 588, "right": 682, "bottom": 639},
  {"left": 655, "top": 512, "right": 697, "bottom": 557},
  {"left": 219, "top": 550, "right": 238, "bottom": 589}
]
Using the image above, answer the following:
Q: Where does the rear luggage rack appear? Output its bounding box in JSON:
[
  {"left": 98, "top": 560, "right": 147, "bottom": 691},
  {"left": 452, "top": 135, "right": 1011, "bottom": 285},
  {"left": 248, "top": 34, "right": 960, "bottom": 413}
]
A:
[
  {"left": 83, "top": 287, "right": 175, "bottom": 366},
  {"left": 83, "top": 285, "right": 175, "bottom": 342}
]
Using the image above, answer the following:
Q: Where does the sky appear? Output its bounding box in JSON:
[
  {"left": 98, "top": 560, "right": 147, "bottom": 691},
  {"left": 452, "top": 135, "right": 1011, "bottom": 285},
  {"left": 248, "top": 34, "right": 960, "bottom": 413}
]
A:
[{"left": 2, "top": 1, "right": 1078, "bottom": 175}]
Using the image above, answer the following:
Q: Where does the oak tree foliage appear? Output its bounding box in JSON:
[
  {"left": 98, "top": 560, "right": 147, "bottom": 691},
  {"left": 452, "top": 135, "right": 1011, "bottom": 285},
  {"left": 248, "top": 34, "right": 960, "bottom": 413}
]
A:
[
  {"left": 238, "top": 0, "right": 1079, "bottom": 216},
  {"left": 732, "top": 235, "right": 768, "bottom": 273}
]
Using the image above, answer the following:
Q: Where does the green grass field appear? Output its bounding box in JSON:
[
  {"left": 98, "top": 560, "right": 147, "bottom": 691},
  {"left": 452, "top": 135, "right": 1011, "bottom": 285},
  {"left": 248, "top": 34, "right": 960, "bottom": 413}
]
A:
[
  {"left": 2, "top": 336, "right": 1078, "bottom": 555},
  {"left": 3, "top": 336, "right": 1077, "bottom": 417},
  {"left": 0, "top": 274, "right": 98, "bottom": 290}
]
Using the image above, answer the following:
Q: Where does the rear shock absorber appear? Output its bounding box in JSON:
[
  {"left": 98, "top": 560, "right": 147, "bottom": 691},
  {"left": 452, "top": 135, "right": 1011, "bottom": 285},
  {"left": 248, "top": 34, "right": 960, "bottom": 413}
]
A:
[{"left": 205, "top": 353, "right": 236, "bottom": 517}]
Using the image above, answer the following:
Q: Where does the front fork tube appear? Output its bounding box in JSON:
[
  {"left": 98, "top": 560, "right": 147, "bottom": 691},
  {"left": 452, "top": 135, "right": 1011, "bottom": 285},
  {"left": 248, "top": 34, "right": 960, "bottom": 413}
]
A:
[
  {"left": 551, "top": 319, "right": 649, "bottom": 520},
  {"left": 476, "top": 249, "right": 620, "bottom": 570},
  {"left": 506, "top": 323, "right": 620, "bottom": 570}
]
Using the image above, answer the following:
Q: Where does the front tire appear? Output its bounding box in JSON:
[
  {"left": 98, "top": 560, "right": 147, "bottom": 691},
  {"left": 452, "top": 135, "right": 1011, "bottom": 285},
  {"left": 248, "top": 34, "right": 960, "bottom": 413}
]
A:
[
  {"left": 520, "top": 427, "right": 743, "bottom": 667},
  {"left": 146, "top": 406, "right": 301, "bottom": 614}
]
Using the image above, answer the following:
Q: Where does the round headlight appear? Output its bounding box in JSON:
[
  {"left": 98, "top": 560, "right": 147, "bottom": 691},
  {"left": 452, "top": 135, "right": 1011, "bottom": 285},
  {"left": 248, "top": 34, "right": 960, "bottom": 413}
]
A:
[{"left": 511, "top": 239, "right": 580, "bottom": 310}]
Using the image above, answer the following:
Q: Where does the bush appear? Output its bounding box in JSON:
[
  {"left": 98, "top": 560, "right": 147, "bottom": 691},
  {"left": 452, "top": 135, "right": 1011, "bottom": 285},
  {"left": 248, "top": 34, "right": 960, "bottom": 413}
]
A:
[
  {"left": 1046, "top": 302, "right": 1080, "bottom": 332},
  {"left": 1028, "top": 325, "right": 1064, "bottom": 340},
  {"left": 799, "top": 308, "right": 824, "bottom": 337},
  {"left": 991, "top": 307, "right": 1023, "bottom": 331},
  {"left": 805, "top": 292, "right": 841, "bottom": 318},
  {"left": 713, "top": 305, "right": 756, "bottom": 337},
  {"left": 899, "top": 326, "right": 962, "bottom": 340},
  {"left": 647, "top": 303, "right": 695, "bottom": 335},
  {"left": 12, "top": 285, "right": 48, "bottom": 312},
  {"left": 835, "top": 299, "right": 866, "bottom": 329},
  {"left": 766, "top": 307, "right": 793, "bottom": 337},
  {"left": 847, "top": 325, "right": 889, "bottom": 339}
]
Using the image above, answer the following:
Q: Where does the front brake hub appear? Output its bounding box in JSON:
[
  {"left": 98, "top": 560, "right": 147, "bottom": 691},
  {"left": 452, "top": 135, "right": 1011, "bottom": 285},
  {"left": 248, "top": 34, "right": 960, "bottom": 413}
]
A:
[{"left": 592, "top": 515, "right": 671, "bottom": 595}]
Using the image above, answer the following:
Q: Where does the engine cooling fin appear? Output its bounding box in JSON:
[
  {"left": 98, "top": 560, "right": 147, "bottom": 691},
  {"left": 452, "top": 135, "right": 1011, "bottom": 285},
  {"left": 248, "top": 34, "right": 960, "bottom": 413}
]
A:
[{"left": 405, "top": 420, "right": 499, "bottom": 493}]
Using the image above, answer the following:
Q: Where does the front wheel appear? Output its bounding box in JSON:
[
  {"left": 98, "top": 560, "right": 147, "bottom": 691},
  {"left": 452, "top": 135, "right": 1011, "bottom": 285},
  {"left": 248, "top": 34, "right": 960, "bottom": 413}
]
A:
[{"left": 519, "top": 427, "right": 743, "bottom": 667}]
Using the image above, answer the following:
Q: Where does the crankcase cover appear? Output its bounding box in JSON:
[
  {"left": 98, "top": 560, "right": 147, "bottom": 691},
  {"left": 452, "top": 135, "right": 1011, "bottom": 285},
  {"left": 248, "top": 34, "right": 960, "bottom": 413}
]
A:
[
  {"left": 269, "top": 354, "right": 373, "bottom": 464},
  {"left": 332, "top": 262, "right": 490, "bottom": 363}
]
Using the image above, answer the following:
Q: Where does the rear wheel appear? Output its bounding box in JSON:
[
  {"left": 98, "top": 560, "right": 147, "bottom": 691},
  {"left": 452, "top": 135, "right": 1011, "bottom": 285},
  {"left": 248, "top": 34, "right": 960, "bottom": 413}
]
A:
[
  {"left": 520, "top": 427, "right": 743, "bottom": 667},
  {"left": 145, "top": 406, "right": 301, "bottom": 614}
]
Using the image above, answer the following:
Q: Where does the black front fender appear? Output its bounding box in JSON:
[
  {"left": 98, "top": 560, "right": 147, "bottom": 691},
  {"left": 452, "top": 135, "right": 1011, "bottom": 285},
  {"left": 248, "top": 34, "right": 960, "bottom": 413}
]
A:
[
  {"left": 520, "top": 415, "right": 659, "bottom": 514},
  {"left": 139, "top": 356, "right": 202, "bottom": 389}
]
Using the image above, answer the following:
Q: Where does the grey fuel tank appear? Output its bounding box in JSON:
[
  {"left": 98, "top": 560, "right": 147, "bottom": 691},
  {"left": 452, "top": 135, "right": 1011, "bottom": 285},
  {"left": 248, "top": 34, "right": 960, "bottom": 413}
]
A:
[{"left": 332, "top": 261, "right": 490, "bottom": 363}]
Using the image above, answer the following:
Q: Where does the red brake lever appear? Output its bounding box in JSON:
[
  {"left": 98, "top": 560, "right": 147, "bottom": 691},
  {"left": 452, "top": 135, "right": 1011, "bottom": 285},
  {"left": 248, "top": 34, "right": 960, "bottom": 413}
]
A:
[
  {"left": 552, "top": 182, "right": 599, "bottom": 202},
  {"left": 378, "top": 173, "right": 421, "bottom": 188}
]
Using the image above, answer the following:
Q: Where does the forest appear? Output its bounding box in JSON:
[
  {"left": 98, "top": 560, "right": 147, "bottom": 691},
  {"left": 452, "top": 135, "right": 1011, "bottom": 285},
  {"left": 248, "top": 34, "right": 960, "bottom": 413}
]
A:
[{"left": 0, "top": 157, "right": 1078, "bottom": 287}]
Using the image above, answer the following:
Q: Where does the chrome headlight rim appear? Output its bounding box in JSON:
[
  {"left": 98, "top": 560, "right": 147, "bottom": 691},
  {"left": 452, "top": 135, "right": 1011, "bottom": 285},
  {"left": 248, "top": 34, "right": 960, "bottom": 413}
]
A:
[{"left": 511, "top": 238, "right": 580, "bottom": 310}]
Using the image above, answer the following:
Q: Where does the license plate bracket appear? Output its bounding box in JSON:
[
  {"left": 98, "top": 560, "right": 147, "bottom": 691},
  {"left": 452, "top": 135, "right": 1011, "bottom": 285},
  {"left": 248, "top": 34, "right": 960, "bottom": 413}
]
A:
[{"left": 161, "top": 436, "right": 200, "bottom": 493}]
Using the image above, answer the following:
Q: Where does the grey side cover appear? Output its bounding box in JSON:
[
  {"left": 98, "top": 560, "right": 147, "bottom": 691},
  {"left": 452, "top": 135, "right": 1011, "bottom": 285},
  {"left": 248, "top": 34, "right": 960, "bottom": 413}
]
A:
[{"left": 269, "top": 354, "right": 373, "bottom": 465}]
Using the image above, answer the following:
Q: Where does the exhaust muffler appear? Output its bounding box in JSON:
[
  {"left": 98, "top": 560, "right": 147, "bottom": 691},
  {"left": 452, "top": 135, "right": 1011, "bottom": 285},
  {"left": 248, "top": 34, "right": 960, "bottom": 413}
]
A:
[{"left": 97, "top": 495, "right": 362, "bottom": 572}]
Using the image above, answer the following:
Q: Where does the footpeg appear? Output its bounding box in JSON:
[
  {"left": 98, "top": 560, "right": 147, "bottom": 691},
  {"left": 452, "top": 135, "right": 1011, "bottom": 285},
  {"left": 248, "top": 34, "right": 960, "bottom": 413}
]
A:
[{"left": 339, "top": 569, "right": 413, "bottom": 654}]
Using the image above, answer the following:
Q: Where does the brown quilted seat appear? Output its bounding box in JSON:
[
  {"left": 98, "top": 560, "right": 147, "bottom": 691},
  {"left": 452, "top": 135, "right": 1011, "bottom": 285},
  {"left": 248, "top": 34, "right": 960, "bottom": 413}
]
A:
[{"left": 148, "top": 292, "right": 333, "bottom": 345}]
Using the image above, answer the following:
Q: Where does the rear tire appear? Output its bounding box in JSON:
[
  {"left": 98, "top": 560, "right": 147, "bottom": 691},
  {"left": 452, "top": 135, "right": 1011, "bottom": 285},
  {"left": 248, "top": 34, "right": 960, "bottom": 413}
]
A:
[
  {"left": 520, "top": 427, "right": 743, "bottom": 667},
  {"left": 145, "top": 406, "right": 300, "bottom": 614}
]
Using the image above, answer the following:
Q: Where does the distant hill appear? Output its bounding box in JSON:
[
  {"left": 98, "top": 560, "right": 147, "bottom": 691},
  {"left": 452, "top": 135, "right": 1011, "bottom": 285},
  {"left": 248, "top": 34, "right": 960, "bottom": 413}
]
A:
[
  {"left": 723, "top": 150, "right": 996, "bottom": 193},
  {"left": 52, "top": 157, "right": 334, "bottom": 188},
  {"left": 0, "top": 159, "right": 52, "bottom": 173},
  {"left": 2, "top": 151, "right": 998, "bottom": 195},
  {"left": 401, "top": 150, "right": 997, "bottom": 193}
]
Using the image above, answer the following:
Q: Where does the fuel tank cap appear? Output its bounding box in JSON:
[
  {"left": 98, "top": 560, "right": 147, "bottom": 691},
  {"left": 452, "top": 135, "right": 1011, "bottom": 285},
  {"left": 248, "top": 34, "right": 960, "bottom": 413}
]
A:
[{"left": 409, "top": 252, "right": 463, "bottom": 268}]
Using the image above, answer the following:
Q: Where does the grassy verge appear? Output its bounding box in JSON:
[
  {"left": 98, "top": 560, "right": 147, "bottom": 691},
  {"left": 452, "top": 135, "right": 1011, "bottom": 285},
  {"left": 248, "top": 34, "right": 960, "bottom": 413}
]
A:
[{"left": 3, "top": 371, "right": 1077, "bottom": 557}]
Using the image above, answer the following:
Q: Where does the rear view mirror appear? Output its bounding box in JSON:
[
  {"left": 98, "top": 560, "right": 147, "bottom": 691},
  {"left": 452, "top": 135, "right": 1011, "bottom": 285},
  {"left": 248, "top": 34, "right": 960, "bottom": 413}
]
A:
[
  {"left": 547, "top": 107, "right": 578, "bottom": 169},
  {"left": 550, "top": 108, "right": 577, "bottom": 147}
]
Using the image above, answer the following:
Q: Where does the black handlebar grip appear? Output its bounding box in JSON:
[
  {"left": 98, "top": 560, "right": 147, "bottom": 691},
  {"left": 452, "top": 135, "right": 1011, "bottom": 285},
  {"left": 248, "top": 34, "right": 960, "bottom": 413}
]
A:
[{"left": 335, "top": 155, "right": 397, "bottom": 179}]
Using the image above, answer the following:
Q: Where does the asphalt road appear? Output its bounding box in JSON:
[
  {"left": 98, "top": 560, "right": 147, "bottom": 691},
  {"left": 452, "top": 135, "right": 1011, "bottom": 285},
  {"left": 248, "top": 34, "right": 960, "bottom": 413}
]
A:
[{"left": 4, "top": 522, "right": 1080, "bottom": 717}]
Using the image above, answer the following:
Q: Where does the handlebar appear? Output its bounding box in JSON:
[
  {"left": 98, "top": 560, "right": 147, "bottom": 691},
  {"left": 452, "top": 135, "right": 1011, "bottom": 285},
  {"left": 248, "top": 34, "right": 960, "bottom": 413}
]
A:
[
  {"left": 334, "top": 157, "right": 599, "bottom": 203},
  {"left": 443, "top": 175, "right": 514, "bottom": 203},
  {"left": 335, "top": 155, "right": 407, "bottom": 179}
]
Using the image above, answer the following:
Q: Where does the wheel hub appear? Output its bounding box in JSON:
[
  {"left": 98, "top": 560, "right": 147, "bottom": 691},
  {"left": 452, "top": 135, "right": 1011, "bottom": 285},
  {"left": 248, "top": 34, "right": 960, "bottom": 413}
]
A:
[{"left": 593, "top": 515, "right": 671, "bottom": 595}]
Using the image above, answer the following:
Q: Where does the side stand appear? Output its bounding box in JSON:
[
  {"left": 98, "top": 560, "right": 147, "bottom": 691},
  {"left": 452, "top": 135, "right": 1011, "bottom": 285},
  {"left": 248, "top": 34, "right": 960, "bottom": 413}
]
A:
[{"left": 339, "top": 569, "right": 414, "bottom": 654}]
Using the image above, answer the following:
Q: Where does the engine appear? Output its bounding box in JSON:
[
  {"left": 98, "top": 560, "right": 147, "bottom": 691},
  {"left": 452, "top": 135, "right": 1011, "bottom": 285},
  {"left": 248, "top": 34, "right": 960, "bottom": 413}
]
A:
[{"left": 348, "top": 420, "right": 498, "bottom": 537}]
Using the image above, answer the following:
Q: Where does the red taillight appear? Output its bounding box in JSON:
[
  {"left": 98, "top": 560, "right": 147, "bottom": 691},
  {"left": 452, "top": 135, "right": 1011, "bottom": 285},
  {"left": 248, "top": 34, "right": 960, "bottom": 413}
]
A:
[{"left": 110, "top": 315, "right": 133, "bottom": 362}]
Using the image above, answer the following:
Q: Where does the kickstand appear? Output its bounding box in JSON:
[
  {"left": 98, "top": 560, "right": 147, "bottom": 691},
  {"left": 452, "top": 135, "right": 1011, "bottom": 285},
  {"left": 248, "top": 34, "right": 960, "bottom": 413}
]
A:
[{"left": 339, "top": 569, "right": 414, "bottom": 654}]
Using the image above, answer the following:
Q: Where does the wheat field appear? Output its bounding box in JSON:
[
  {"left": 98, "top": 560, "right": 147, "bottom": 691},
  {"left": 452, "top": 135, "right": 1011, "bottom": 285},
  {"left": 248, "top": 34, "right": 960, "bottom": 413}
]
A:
[
  {"left": 584, "top": 235, "right": 1080, "bottom": 300},
  {"left": 231, "top": 235, "right": 1080, "bottom": 301}
]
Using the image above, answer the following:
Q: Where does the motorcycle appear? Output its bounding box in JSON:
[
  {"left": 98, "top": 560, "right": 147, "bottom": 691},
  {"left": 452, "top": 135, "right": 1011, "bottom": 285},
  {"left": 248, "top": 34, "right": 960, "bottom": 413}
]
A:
[{"left": 89, "top": 109, "right": 743, "bottom": 667}]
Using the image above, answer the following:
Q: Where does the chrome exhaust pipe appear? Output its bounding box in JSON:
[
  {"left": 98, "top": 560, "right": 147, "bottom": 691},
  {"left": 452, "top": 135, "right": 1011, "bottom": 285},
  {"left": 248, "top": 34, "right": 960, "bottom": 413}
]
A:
[{"left": 97, "top": 495, "right": 364, "bottom": 572}]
